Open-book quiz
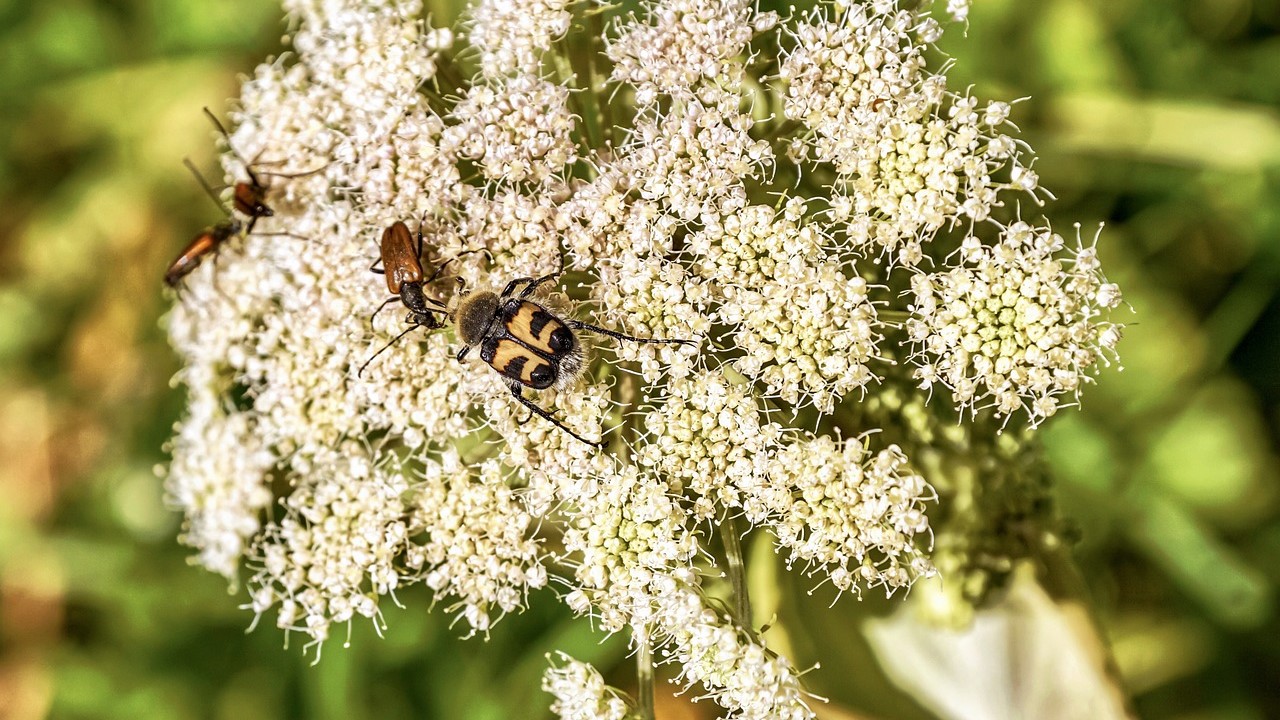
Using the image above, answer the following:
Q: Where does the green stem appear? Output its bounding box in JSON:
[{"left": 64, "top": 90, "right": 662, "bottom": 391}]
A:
[
  {"left": 550, "top": 42, "right": 599, "bottom": 178},
  {"left": 588, "top": 9, "right": 615, "bottom": 148},
  {"left": 433, "top": 53, "right": 467, "bottom": 97},
  {"left": 635, "top": 635, "right": 655, "bottom": 720},
  {"left": 720, "top": 515, "right": 753, "bottom": 630},
  {"left": 767, "top": 118, "right": 803, "bottom": 140}
]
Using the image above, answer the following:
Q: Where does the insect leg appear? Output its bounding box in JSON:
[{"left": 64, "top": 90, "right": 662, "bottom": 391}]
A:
[
  {"left": 508, "top": 386, "right": 604, "bottom": 448},
  {"left": 500, "top": 276, "right": 534, "bottom": 297},
  {"left": 368, "top": 296, "right": 398, "bottom": 327},
  {"left": 517, "top": 273, "right": 560, "bottom": 299}
]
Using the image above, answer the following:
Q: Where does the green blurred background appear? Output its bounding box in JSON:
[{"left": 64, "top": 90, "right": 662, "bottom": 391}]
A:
[{"left": 1, "top": 0, "right": 1278, "bottom": 718}]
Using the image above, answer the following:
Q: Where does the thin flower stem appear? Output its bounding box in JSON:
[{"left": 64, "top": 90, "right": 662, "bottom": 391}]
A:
[
  {"left": 635, "top": 635, "right": 655, "bottom": 720},
  {"left": 720, "top": 515, "right": 753, "bottom": 631},
  {"left": 433, "top": 53, "right": 467, "bottom": 96},
  {"left": 768, "top": 118, "right": 803, "bottom": 140},
  {"left": 550, "top": 43, "right": 599, "bottom": 177},
  {"left": 588, "top": 9, "right": 614, "bottom": 148}
]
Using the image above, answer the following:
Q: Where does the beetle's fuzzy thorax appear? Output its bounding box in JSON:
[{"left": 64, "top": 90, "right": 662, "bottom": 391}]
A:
[{"left": 454, "top": 290, "right": 500, "bottom": 346}]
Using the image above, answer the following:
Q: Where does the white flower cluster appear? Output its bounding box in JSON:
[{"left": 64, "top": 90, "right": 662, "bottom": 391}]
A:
[
  {"left": 782, "top": 5, "right": 1040, "bottom": 265},
  {"left": 907, "top": 222, "right": 1123, "bottom": 423},
  {"left": 165, "top": 410, "right": 274, "bottom": 580},
  {"left": 656, "top": 585, "right": 813, "bottom": 720},
  {"left": 640, "top": 371, "right": 936, "bottom": 594},
  {"left": 542, "top": 653, "right": 631, "bottom": 720},
  {"left": 560, "top": 466, "right": 699, "bottom": 634},
  {"left": 406, "top": 455, "right": 547, "bottom": 635},
  {"left": 248, "top": 446, "right": 408, "bottom": 644},
  {"left": 690, "top": 201, "right": 880, "bottom": 410},
  {"left": 765, "top": 436, "right": 936, "bottom": 595},
  {"left": 445, "top": 75, "right": 578, "bottom": 186},
  {"left": 608, "top": 0, "right": 776, "bottom": 103},
  {"left": 163, "top": 0, "right": 1121, "bottom": 717},
  {"left": 624, "top": 94, "right": 773, "bottom": 222},
  {"left": 638, "top": 370, "right": 781, "bottom": 520},
  {"left": 468, "top": 0, "right": 572, "bottom": 76}
]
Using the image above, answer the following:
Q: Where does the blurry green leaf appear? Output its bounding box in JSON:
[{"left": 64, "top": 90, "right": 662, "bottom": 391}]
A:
[
  {"left": 1137, "top": 378, "right": 1278, "bottom": 523},
  {"left": 1034, "top": 0, "right": 1125, "bottom": 91},
  {"left": 1123, "top": 487, "right": 1272, "bottom": 629},
  {"left": 1050, "top": 92, "right": 1280, "bottom": 170}
]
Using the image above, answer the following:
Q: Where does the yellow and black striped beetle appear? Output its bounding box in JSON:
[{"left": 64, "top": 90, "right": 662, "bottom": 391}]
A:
[{"left": 451, "top": 272, "right": 696, "bottom": 448}]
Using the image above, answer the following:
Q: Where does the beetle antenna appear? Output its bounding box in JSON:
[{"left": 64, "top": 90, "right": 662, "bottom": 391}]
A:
[
  {"left": 203, "top": 107, "right": 260, "bottom": 186},
  {"left": 357, "top": 324, "right": 420, "bottom": 378},
  {"left": 183, "top": 158, "right": 230, "bottom": 216}
]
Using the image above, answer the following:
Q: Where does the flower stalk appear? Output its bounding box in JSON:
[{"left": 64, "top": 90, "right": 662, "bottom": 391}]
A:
[
  {"left": 720, "top": 515, "right": 753, "bottom": 631},
  {"left": 635, "top": 635, "right": 655, "bottom": 720}
]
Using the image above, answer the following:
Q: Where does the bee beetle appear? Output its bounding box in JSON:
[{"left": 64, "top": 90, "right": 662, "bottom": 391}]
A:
[
  {"left": 358, "top": 219, "right": 483, "bottom": 377},
  {"left": 451, "top": 273, "right": 696, "bottom": 448}
]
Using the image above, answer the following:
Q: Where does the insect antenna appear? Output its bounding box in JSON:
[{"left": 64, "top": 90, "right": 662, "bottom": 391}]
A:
[
  {"left": 203, "top": 106, "right": 263, "bottom": 187},
  {"left": 357, "top": 323, "right": 421, "bottom": 378},
  {"left": 184, "top": 158, "right": 230, "bottom": 216}
]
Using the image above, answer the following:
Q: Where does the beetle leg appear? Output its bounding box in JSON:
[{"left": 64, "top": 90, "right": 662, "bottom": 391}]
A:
[
  {"left": 457, "top": 345, "right": 471, "bottom": 362},
  {"left": 517, "top": 273, "right": 560, "bottom": 299},
  {"left": 368, "top": 296, "right": 398, "bottom": 327},
  {"left": 508, "top": 386, "right": 603, "bottom": 448},
  {"left": 500, "top": 276, "right": 534, "bottom": 297}
]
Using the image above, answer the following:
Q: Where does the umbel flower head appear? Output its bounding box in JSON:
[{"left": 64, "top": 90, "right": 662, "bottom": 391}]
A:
[{"left": 162, "top": 0, "right": 1123, "bottom": 716}]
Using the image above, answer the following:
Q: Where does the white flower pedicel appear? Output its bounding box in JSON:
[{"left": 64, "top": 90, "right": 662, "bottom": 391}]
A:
[{"left": 164, "top": 0, "right": 1123, "bottom": 716}]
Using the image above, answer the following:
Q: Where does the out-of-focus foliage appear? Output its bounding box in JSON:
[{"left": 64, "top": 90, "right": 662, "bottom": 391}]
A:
[{"left": 0, "top": 0, "right": 1276, "bottom": 718}]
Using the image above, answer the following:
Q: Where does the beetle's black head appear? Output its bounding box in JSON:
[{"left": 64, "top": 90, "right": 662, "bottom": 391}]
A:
[{"left": 408, "top": 310, "right": 443, "bottom": 330}]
